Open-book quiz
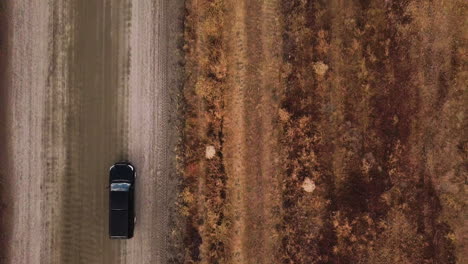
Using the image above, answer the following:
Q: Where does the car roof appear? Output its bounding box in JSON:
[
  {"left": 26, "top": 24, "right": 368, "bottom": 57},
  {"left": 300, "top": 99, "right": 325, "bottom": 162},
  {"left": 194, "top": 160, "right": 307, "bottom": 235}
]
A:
[
  {"left": 110, "top": 189, "right": 130, "bottom": 210},
  {"left": 110, "top": 210, "right": 130, "bottom": 237},
  {"left": 110, "top": 162, "right": 135, "bottom": 182}
]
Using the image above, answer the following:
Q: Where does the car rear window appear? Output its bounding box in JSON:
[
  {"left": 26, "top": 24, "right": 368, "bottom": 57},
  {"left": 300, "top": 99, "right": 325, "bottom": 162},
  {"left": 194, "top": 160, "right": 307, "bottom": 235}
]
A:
[{"left": 111, "top": 182, "right": 131, "bottom": 191}]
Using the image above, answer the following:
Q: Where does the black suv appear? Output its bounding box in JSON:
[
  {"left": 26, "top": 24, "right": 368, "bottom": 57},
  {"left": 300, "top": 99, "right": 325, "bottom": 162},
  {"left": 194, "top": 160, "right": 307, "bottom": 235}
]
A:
[{"left": 109, "top": 162, "right": 135, "bottom": 239}]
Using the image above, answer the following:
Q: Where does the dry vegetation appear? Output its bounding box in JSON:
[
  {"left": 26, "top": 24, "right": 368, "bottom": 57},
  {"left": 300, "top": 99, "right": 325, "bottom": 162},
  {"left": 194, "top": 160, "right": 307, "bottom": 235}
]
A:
[
  {"left": 279, "top": 0, "right": 465, "bottom": 263},
  {"left": 180, "top": 0, "right": 467, "bottom": 263},
  {"left": 180, "top": 0, "right": 228, "bottom": 263},
  {"left": 280, "top": 1, "right": 466, "bottom": 263}
]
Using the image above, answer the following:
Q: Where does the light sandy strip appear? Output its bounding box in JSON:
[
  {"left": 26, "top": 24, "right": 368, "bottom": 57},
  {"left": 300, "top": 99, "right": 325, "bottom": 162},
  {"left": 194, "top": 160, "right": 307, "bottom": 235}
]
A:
[
  {"left": 125, "top": 0, "right": 183, "bottom": 263},
  {"left": 223, "top": 0, "right": 248, "bottom": 262},
  {"left": 7, "top": 0, "right": 50, "bottom": 263}
]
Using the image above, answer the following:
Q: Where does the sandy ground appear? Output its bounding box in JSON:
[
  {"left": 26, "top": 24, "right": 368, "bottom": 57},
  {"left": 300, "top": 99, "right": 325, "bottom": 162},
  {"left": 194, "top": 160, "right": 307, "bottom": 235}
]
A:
[{"left": 1, "top": 0, "right": 183, "bottom": 263}]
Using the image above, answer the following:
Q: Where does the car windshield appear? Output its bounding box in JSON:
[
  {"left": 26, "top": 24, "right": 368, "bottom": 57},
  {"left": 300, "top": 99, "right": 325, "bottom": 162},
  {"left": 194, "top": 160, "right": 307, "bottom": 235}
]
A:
[{"left": 111, "top": 182, "right": 131, "bottom": 192}]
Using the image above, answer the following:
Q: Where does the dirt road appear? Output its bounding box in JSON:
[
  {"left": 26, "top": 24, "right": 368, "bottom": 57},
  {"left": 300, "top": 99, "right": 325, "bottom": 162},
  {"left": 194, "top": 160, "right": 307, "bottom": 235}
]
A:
[{"left": 1, "top": 0, "right": 183, "bottom": 263}]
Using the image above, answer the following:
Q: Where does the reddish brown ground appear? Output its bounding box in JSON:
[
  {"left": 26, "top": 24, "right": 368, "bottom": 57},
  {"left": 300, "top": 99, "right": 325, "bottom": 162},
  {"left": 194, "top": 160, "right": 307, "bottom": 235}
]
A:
[
  {"left": 279, "top": 1, "right": 465, "bottom": 263},
  {"left": 180, "top": 0, "right": 466, "bottom": 263}
]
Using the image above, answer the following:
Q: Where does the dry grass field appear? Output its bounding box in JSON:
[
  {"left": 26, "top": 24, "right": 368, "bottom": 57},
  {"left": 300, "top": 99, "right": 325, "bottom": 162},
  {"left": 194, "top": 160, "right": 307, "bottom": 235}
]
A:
[{"left": 179, "top": 0, "right": 467, "bottom": 263}]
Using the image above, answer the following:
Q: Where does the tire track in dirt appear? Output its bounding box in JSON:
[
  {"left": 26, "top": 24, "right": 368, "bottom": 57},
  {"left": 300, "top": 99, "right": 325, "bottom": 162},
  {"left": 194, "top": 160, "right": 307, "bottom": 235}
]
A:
[
  {"left": 43, "top": 1, "right": 73, "bottom": 263},
  {"left": 223, "top": 0, "right": 248, "bottom": 262},
  {"left": 257, "top": 1, "right": 282, "bottom": 261},
  {"left": 59, "top": 0, "right": 129, "bottom": 263},
  {"left": 224, "top": 0, "right": 282, "bottom": 263}
]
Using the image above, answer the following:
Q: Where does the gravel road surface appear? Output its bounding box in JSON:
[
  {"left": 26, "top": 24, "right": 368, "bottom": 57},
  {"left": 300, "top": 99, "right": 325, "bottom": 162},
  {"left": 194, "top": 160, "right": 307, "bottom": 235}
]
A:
[{"left": 0, "top": 0, "right": 183, "bottom": 263}]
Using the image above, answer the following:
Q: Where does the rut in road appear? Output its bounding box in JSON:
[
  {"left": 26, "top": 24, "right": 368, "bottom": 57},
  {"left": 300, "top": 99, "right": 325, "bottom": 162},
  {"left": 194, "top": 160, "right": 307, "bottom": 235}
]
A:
[{"left": 56, "top": 0, "right": 130, "bottom": 263}]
